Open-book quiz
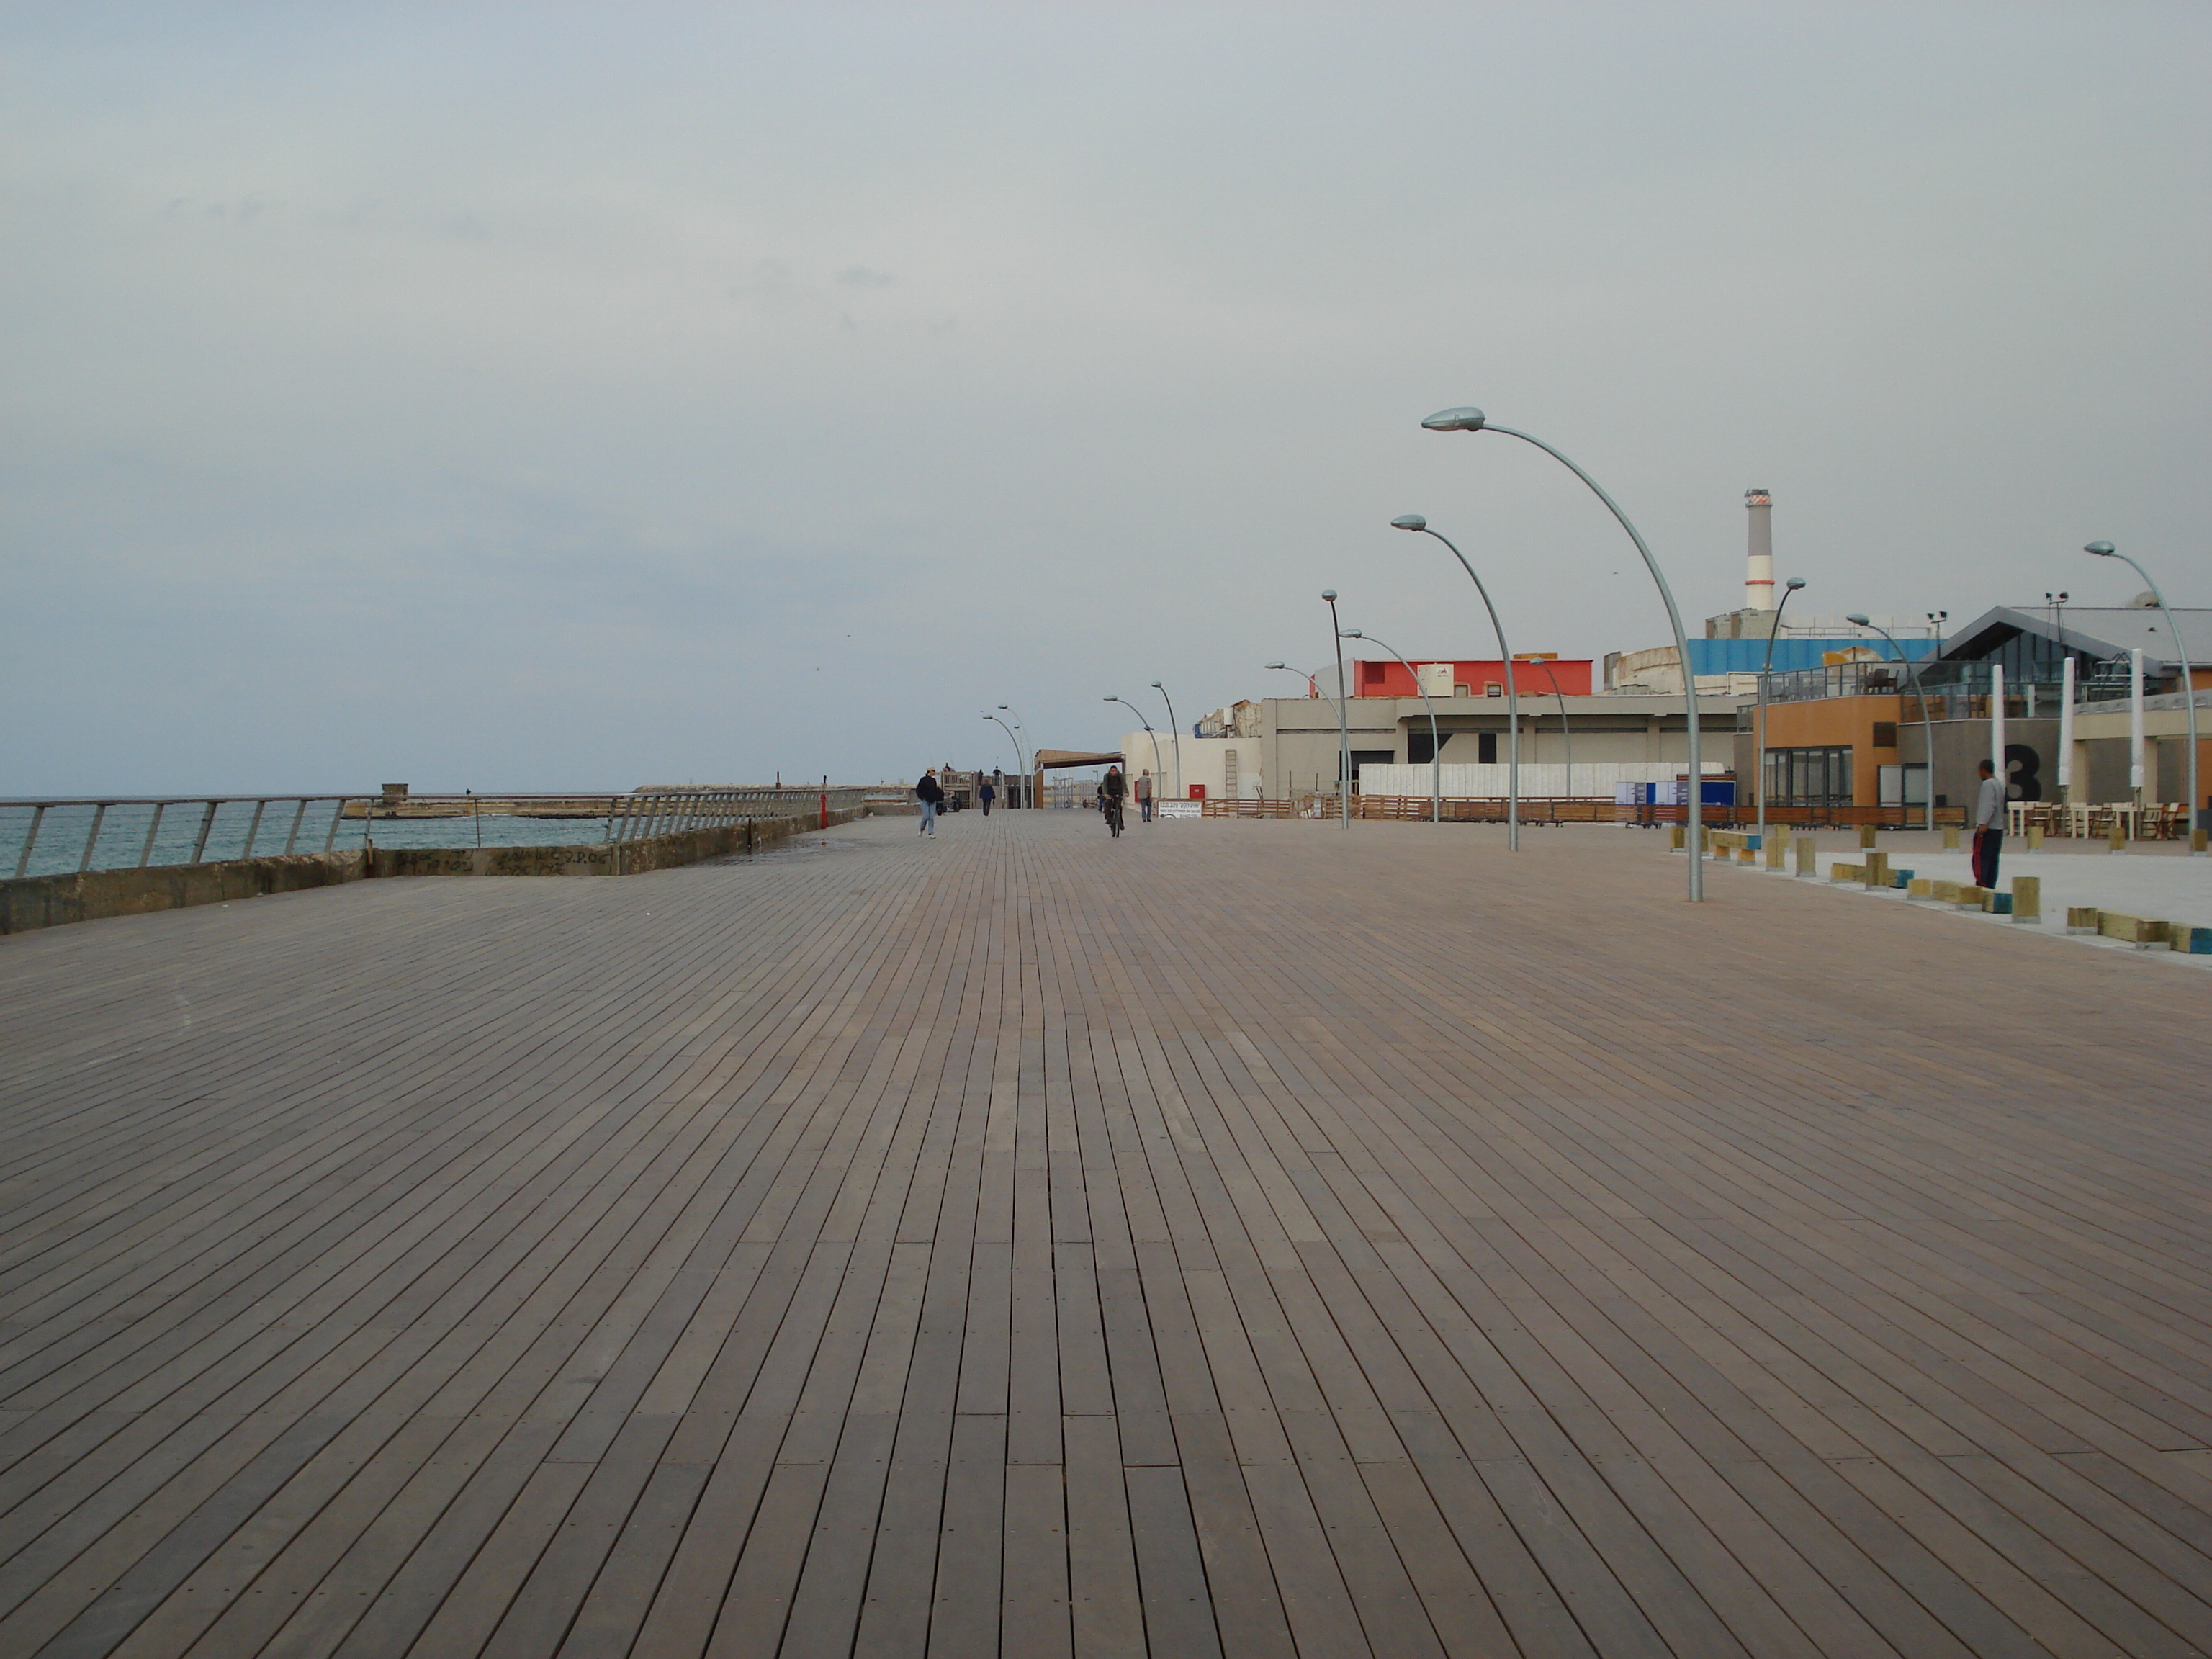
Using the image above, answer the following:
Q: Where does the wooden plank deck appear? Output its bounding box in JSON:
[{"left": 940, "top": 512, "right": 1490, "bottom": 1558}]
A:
[{"left": 1, "top": 809, "right": 2208, "bottom": 1658}]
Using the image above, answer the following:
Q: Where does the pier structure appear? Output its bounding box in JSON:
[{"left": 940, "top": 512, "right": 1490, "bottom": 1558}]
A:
[{"left": 1, "top": 811, "right": 2208, "bottom": 1657}]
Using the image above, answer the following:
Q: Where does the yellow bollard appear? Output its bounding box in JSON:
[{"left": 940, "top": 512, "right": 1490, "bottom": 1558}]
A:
[
  {"left": 1794, "top": 837, "right": 1816, "bottom": 878},
  {"left": 2010, "top": 876, "right": 2040, "bottom": 923},
  {"left": 1942, "top": 824, "right": 1960, "bottom": 850},
  {"left": 2026, "top": 825, "right": 2044, "bottom": 851},
  {"left": 1858, "top": 824, "right": 1878, "bottom": 850}
]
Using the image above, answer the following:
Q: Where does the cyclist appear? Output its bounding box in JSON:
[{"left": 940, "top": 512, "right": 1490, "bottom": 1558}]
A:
[{"left": 1101, "top": 765, "right": 1128, "bottom": 837}]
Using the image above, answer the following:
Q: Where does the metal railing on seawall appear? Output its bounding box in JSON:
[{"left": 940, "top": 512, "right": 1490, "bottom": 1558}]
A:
[{"left": 2, "top": 788, "right": 872, "bottom": 882}]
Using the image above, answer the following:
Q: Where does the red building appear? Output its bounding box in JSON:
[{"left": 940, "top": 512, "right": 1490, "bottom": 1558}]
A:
[{"left": 1350, "top": 657, "right": 1593, "bottom": 698}]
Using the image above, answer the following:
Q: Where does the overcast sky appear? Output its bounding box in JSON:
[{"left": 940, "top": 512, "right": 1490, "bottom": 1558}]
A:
[{"left": 4, "top": 2, "right": 2206, "bottom": 793}]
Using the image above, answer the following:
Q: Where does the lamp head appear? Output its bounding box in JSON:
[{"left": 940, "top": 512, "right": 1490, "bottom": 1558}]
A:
[
  {"left": 1845, "top": 613, "right": 1871, "bottom": 627},
  {"left": 1340, "top": 629, "right": 1362, "bottom": 639},
  {"left": 2084, "top": 541, "right": 2116, "bottom": 557},
  {"left": 1149, "top": 680, "right": 1161, "bottom": 689},
  {"left": 1390, "top": 514, "right": 1427, "bottom": 532},
  {"left": 1421, "top": 407, "right": 1486, "bottom": 432},
  {"left": 1784, "top": 577, "right": 1807, "bottom": 592},
  {"left": 1321, "top": 588, "right": 1337, "bottom": 602},
  {"left": 1264, "top": 661, "right": 1285, "bottom": 670}
]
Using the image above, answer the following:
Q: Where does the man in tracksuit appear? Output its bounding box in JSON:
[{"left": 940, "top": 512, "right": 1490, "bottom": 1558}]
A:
[{"left": 1971, "top": 758, "right": 2005, "bottom": 888}]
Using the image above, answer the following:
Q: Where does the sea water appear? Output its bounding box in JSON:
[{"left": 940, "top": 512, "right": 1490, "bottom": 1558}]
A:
[{"left": 0, "top": 802, "right": 616, "bottom": 882}]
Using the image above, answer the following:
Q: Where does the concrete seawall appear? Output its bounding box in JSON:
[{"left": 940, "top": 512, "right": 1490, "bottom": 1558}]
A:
[{"left": 0, "top": 806, "right": 863, "bottom": 935}]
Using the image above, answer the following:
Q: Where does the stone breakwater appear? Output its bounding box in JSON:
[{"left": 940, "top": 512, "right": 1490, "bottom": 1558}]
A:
[{"left": 0, "top": 806, "right": 865, "bottom": 935}]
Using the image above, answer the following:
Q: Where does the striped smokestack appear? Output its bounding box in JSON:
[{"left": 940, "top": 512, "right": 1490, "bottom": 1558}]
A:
[{"left": 1745, "top": 488, "right": 1774, "bottom": 611}]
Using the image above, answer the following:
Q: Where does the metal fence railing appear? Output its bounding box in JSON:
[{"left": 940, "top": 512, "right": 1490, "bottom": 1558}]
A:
[{"left": 2, "top": 788, "right": 871, "bottom": 882}]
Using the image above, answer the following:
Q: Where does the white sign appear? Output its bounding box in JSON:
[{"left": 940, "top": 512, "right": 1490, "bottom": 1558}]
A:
[{"left": 1156, "top": 800, "right": 1201, "bottom": 819}]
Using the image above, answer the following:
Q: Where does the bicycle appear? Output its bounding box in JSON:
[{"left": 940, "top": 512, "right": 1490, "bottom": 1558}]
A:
[{"left": 1105, "top": 797, "right": 1125, "bottom": 837}]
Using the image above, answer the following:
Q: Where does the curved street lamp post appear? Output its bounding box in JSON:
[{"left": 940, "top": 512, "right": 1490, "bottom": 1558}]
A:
[
  {"left": 1847, "top": 615, "right": 1935, "bottom": 833},
  {"left": 1341, "top": 629, "right": 1440, "bottom": 823},
  {"left": 996, "top": 706, "right": 1030, "bottom": 806},
  {"left": 981, "top": 713, "right": 1026, "bottom": 784},
  {"left": 1754, "top": 578, "right": 1809, "bottom": 856},
  {"left": 1390, "top": 516, "right": 1519, "bottom": 849},
  {"left": 2085, "top": 542, "right": 2202, "bottom": 854},
  {"left": 1323, "top": 591, "right": 1351, "bottom": 827},
  {"left": 1420, "top": 408, "right": 1704, "bottom": 898},
  {"left": 1265, "top": 663, "right": 1344, "bottom": 803},
  {"left": 1104, "top": 696, "right": 1163, "bottom": 813},
  {"left": 1521, "top": 657, "right": 1578, "bottom": 804},
  {"left": 1149, "top": 681, "right": 1182, "bottom": 804}
]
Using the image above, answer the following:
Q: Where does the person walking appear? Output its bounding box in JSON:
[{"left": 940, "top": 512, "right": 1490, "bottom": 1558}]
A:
[
  {"left": 1134, "top": 768, "right": 1154, "bottom": 823},
  {"left": 1102, "top": 764, "right": 1127, "bottom": 837},
  {"left": 915, "top": 767, "right": 945, "bottom": 835},
  {"left": 979, "top": 775, "right": 996, "bottom": 817},
  {"left": 1971, "top": 757, "right": 2005, "bottom": 888}
]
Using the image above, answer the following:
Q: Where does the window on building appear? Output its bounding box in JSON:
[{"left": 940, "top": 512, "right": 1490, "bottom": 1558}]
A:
[
  {"left": 1879, "top": 764, "right": 1928, "bottom": 806},
  {"left": 1408, "top": 729, "right": 1452, "bottom": 765},
  {"left": 1454, "top": 683, "right": 1470, "bottom": 697},
  {"left": 1485, "top": 683, "right": 1503, "bottom": 697},
  {"left": 1478, "top": 732, "right": 1499, "bottom": 765},
  {"left": 1764, "top": 747, "right": 1853, "bottom": 807}
]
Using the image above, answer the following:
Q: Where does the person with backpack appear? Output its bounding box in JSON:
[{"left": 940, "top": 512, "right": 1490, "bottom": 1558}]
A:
[
  {"left": 915, "top": 768, "right": 945, "bottom": 835},
  {"left": 1101, "top": 765, "right": 1127, "bottom": 837}
]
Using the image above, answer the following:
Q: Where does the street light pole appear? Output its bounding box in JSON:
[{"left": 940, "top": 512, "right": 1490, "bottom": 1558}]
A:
[
  {"left": 2086, "top": 541, "right": 2202, "bottom": 853},
  {"left": 1149, "top": 681, "right": 1182, "bottom": 804},
  {"left": 1265, "top": 663, "right": 1342, "bottom": 806},
  {"left": 1420, "top": 407, "right": 1703, "bottom": 898},
  {"left": 996, "top": 705, "right": 1030, "bottom": 806},
  {"left": 982, "top": 714, "right": 1025, "bottom": 782},
  {"left": 1521, "top": 657, "right": 1577, "bottom": 804},
  {"left": 1340, "top": 629, "right": 1440, "bottom": 823},
  {"left": 1755, "top": 577, "right": 1808, "bottom": 856},
  {"left": 1390, "top": 516, "right": 1519, "bottom": 849},
  {"left": 1323, "top": 590, "right": 1350, "bottom": 827},
  {"left": 1847, "top": 615, "right": 1935, "bottom": 832},
  {"left": 1104, "top": 696, "right": 1163, "bottom": 812}
]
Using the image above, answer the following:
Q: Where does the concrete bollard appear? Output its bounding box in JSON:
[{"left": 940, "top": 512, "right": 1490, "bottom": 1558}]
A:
[
  {"left": 1766, "top": 837, "right": 1786, "bottom": 870},
  {"left": 1858, "top": 824, "right": 1878, "bottom": 850},
  {"left": 1795, "top": 837, "right": 1815, "bottom": 877},
  {"left": 2026, "top": 825, "right": 2044, "bottom": 851},
  {"left": 2108, "top": 821, "right": 2127, "bottom": 853},
  {"left": 2066, "top": 906, "right": 2100, "bottom": 935},
  {"left": 1942, "top": 824, "right": 1960, "bottom": 850},
  {"left": 2010, "top": 876, "right": 2039, "bottom": 923},
  {"left": 1907, "top": 878, "right": 1935, "bottom": 902},
  {"left": 1956, "top": 885, "right": 1991, "bottom": 911},
  {"left": 1863, "top": 851, "right": 1889, "bottom": 889},
  {"left": 1671, "top": 824, "right": 1684, "bottom": 850}
]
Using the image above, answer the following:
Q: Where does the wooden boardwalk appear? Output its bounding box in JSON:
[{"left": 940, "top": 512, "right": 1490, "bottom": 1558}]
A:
[{"left": 1, "top": 809, "right": 2208, "bottom": 1658}]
